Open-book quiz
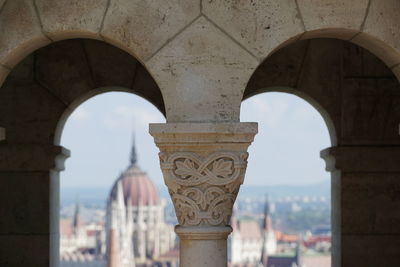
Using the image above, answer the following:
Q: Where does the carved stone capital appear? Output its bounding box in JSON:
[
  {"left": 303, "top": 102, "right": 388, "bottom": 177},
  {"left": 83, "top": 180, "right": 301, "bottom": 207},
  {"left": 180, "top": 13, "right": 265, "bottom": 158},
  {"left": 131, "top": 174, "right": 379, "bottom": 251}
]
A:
[{"left": 149, "top": 123, "right": 257, "bottom": 227}]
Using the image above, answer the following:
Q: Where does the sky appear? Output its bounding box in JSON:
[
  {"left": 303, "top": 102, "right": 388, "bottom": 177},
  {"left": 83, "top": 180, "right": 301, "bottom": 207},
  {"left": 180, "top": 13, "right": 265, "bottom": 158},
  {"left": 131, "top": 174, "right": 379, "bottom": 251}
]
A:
[{"left": 60, "top": 91, "right": 331, "bottom": 190}]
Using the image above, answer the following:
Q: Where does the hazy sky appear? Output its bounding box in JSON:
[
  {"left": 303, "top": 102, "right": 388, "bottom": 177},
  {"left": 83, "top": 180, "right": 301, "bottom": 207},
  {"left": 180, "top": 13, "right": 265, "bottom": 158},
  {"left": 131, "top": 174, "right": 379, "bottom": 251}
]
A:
[{"left": 60, "top": 91, "right": 331, "bottom": 189}]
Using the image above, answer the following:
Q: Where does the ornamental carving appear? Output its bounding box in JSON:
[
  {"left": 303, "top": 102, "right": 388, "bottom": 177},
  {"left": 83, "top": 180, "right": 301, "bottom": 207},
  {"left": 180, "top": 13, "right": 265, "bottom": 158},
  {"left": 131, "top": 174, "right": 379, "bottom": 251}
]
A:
[{"left": 159, "top": 152, "right": 248, "bottom": 226}]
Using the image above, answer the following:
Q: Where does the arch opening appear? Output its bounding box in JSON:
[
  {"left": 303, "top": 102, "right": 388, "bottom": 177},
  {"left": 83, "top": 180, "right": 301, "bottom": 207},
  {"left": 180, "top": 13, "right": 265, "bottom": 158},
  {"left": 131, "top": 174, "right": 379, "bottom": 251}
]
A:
[
  {"left": 231, "top": 92, "right": 332, "bottom": 266},
  {"left": 240, "top": 37, "right": 400, "bottom": 267},
  {"left": 58, "top": 92, "right": 178, "bottom": 266}
]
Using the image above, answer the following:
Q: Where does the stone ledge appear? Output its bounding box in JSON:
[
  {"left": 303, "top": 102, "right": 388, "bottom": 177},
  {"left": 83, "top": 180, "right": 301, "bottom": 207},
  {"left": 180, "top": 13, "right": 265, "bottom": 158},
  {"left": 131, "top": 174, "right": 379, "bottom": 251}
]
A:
[
  {"left": 149, "top": 122, "right": 258, "bottom": 146},
  {"left": 321, "top": 146, "right": 400, "bottom": 172},
  {"left": 0, "top": 143, "right": 70, "bottom": 171}
]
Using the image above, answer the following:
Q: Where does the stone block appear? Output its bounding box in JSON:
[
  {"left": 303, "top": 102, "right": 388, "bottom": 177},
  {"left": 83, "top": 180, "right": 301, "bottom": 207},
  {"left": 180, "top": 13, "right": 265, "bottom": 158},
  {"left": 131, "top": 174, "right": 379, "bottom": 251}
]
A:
[
  {"left": 147, "top": 17, "right": 259, "bottom": 122},
  {"left": 298, "top": 0, "right": 369, "bottom": 39},
  {"left": 0, "top": 234, "right": 51, "bottom": 266},
  {"left": 35, "top": 0, "right": 108, "bottom": 40},
  {"left": 341, "top": 173, "right": 400, "bottom": 235},
  {"left": 203, "top": 0, "right": 304, "bottom": 60},
  {"left": 342, "top": 234, "right": 400, "bottom": 267},
  {"left": 0, "top": 0, "right": 50, "bottom": 68},
  {"left": 0, "top": 172, "right": 53, "bottom": 234},
  {"left": 356, "top": 0, "right": 400, "bottom": 67},
  {"left": 101, "top": 0, "right": 200, "bottom": 61}
]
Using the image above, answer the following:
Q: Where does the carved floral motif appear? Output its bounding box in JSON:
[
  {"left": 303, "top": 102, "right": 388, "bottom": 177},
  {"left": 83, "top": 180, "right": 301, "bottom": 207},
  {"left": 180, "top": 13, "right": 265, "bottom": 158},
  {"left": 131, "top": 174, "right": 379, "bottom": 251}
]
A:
[{"left": 159, "top": 152, "right": 248, "bottom": 226}]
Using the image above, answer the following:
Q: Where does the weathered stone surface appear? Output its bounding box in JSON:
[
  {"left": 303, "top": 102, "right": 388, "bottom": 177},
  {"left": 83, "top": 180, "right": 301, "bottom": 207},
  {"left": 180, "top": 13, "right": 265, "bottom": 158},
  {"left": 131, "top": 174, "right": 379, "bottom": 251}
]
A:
[
  {"left": 0, "top": 82, "right": 66, "bottom": 144},
  {"left": 101, "top": 0, "right": 200, "bottom": 61},
  {"left": 352, "top": 33, "right": 400, "bottom": 70},
  {"left": 148, "top": 17, "right": 259, "bottom": 122},
  {"left": 342, "top": 235, "right": 400, "bottom": 266},
  {"left": 35, "top": 40, "right": 94, "bottom": 104},
  {"left": 354, "top": 0, "right": 400, "bottom": 67},
  {"left": 0, "top": 65, "right": 10, "bottom": 87},
  {"left": 0, "top": 144, "right": 69, "bottom": 171},
  {"left": 131, "top": 64, "right": 166, "bottom": 114},
  {"left": 0, "top": 234, "right": 51, "bottom": 266},
  {"left": 83, "top": 39, "right": 138, "bottom": 88},
  {"left": 322, "top": 146, "right": 400, "bottom": 173},
  {"left": 35, "top": 0, "right": 108, "bottom": 41},
  {"left": 342, "top": 42, "right": 395, "bottom": 77},
  {"left": 0, "top": 0, "right": 50, "bottom": 68},
  {"left": 341, "top": 79, "right": 400, "bottom": 145},
  {"left": 0, "top": 172, "right": 52, "bottom": 234},
  {"left": 298, "top": 0, "right": 369, "bottom": 39},
  {"left": 203, "top": 0, "right": 304, "bottom": 60},
  {"left": 341, "top": 173, "right": 400, "bottom": 235},
  {"left": 392, "top": 64, "right": 400, "bottom": 81},
  {"left": 295, "top": 39, "right": 342, "bottom": 143},
  {"left": 244, "top": 40, "right": 308, "bottom": 96}
]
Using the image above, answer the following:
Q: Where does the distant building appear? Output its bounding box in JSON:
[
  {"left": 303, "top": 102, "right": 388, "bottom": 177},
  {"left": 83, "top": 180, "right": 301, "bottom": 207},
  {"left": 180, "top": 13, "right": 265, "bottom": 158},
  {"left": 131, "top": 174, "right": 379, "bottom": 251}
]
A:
[
  {"left": 105, "top": 142, "right": 176, "bottom": 266},
  {"left": 228, "top": 198, "right": 278, "bottom": 266},
  {"left": 228, "top": 198, "right": 309, "bottom": 267},
  {"left": 60, "top": 140, "right": 178, "bottom": 267}
]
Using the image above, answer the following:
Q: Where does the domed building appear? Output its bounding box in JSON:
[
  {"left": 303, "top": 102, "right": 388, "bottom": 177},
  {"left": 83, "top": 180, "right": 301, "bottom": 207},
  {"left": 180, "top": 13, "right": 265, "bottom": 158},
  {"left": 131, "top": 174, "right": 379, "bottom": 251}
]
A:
[{"left": 105, "top": 142, "right": 176, "bottom": 267}]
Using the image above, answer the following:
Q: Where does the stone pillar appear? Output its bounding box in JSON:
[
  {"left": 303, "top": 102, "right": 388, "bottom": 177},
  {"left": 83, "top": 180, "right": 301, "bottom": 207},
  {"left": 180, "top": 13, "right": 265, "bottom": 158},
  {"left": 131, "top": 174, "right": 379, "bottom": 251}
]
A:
[
  {"left": 0, "top": 143, "right": 69, "bottom": 267},
  {"left": 321, "top": 146, "right": 400, "bottom": 267},
  {"left": 150, "top": 123, "right": 257, "bottom": 267}
]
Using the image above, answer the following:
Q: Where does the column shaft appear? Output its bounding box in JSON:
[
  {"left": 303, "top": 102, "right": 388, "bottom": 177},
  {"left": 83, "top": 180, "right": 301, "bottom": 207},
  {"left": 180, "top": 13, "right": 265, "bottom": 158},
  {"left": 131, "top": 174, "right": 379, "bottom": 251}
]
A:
[
  {"left": 322, "top": 146, "right": 400, "bottom": 267},
  {"left": 0, "top": 143, "right": 69, "bottom": 267}
]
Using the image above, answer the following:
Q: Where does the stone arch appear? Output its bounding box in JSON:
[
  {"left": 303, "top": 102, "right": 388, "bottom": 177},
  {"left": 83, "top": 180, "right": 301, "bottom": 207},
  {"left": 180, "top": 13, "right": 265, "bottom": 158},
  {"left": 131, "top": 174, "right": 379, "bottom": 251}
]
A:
[
  {"left": 0, "top": 38, "right": 165, "bottom": 146},
  {"left": 242, "top": 38, "right": 400, "bottom": 267},
  {"left": 0, "top": 0, "right": 200, "bottom": 94},
  {"left": 266, "top": 29, "right": 400, "bottom": 81},
  {"left": 54, "top": 86, "right": 166, "bottom": 145},
  {"left": 244, "top": 38, "right": 400, "bottom": 146}
]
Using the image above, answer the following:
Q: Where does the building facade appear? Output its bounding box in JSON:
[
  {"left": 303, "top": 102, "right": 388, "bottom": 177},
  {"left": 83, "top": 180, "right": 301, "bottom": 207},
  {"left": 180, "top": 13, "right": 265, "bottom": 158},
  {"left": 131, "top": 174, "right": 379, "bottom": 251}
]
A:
[
  {"left": 1, "top": 1, "right": 400, "bottom": 266},
  {"left": 105, "top": 145, "right": 176, "bottom": 266},
  {"left": 59, "top": 144, "right": 177, "bottom": 267}
]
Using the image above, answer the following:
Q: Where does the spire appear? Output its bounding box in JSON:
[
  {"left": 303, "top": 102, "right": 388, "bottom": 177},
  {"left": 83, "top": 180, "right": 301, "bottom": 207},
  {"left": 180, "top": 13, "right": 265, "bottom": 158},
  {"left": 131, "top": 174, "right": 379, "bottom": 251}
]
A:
[
  {"left": 260, "top": 194, "right": 273, "bottom": 266},
  {"left": 262, "top": 194, "right": 271, "bottom": 230},
  {"left": 130, "top": 132, "right": 137, "bottom": 166},
  {"left": 73, "top": 195, "right": 81, "bottom": 233}
]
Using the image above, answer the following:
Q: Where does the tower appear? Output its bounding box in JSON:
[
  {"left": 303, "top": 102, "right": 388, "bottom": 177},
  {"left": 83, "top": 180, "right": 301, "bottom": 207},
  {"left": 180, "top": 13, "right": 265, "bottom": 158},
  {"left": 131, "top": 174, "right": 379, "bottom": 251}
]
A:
[{"left": 260, "top": 195, "right": 277, "bottom": 266}]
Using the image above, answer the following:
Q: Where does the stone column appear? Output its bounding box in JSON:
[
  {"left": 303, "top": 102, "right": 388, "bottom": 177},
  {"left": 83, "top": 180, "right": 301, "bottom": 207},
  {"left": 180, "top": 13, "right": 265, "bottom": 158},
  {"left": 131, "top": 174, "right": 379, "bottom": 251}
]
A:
[
  {"left": 150, "top": 123, "right": 257, "bottom": 267},
  {"left": 0, "top": 143, "right": 69, "bottom": 267},
  {"left": 321, "top": 146, "right": 400, "bottom": 267}
]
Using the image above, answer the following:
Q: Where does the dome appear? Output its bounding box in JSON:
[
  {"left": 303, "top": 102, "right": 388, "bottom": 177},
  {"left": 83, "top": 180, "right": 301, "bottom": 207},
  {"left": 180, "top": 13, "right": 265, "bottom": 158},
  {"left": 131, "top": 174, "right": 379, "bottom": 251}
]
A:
[{"left": 110, "top": 165, "right": 160, "bottom": 207}]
